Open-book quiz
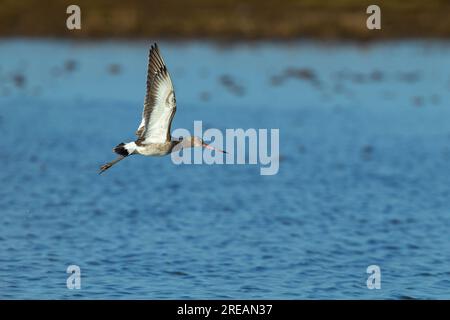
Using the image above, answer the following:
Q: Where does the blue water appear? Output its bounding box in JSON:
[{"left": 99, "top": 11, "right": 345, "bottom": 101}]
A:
[{"left": 0, "top": 39, "right": 449, "bottom": 299}]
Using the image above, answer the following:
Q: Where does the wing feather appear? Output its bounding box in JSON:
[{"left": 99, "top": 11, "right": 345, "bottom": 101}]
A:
[{"left": 136, "top": 44, "right": 176, "bottom": 144}]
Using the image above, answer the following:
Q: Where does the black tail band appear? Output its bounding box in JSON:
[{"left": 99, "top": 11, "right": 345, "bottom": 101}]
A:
[{"left": 113, "top": 143, "right": 129, "bottom": 157}]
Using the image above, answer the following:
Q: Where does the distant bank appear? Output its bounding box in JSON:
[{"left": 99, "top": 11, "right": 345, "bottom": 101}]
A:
[{"left": 1, "top": 0, "right": 450, "bottom": 40}]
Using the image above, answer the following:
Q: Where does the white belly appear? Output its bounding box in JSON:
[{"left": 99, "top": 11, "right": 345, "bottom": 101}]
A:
[{"left": 136, "top": 143, "right": 172, "bottom": 156}]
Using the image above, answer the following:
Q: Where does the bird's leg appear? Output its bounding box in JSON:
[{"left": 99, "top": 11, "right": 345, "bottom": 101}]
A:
[{"left": 99, "top": 156, "right": 125, "bottom": 174}]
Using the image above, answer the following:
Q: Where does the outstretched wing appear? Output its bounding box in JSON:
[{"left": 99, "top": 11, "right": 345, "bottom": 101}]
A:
[{"left": 136, "top": 43, "right": 176, "bottom": 144}]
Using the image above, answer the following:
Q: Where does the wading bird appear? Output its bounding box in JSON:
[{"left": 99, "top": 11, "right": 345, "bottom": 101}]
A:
[{"left": 100, "top": 43, "right": 226, "bottom": 174}]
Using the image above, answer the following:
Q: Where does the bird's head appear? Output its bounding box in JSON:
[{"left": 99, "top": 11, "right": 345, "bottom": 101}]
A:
[{"left": 185, "top": 136, "right": 227, "bottom": 153}]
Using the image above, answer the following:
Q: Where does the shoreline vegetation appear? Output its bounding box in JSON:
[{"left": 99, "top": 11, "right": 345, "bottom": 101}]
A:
[{"left": 1, "top": 0, "right": 450, "bottom": 40}]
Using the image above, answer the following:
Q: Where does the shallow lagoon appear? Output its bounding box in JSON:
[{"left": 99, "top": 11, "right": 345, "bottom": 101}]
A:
[{"left": 0, "top": 39, "right": 449, "bottom": 299}]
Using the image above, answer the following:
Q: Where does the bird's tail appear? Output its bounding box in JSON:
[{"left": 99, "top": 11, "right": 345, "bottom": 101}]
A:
[
  {"left": 99, "top": 142, "right": 137, "bottom": 174},
  {"left": 113, "top": 141, "right": 137, "bottom": 157}
]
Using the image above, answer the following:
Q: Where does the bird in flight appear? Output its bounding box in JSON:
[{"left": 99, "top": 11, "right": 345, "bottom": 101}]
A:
[{"left": 100, "top": 43, "right": 226, "bottom": 174}]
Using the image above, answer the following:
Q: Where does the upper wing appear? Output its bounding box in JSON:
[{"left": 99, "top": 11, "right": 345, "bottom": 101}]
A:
[{"left": 136, "top": 43, "right": 177, "bottom": 144}]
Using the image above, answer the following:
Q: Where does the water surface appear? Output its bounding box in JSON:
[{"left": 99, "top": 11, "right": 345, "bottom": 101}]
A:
[{"left": 0, "top": 40, "right": 449, "bottom": 299}]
